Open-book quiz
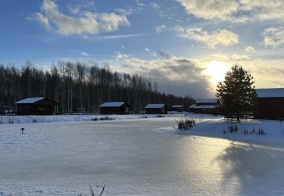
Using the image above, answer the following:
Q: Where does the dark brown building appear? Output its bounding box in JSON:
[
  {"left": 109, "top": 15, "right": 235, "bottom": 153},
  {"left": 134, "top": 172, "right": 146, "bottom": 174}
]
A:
[
  {"left": 171, "top": 105, "right": 184, "bottom": 112},
  {"left": 15, "top": 97, "right": 58, "bottom": 115},
  {"left": 100, "top": 102, "right": 130, "bottom": 115},
  {"left": 189, "top": 98, "right": 218, "bottom": 114},
  {"left": 145, "top": 104, "right": 168, "bottom": 114},
  {"left": 254, "top": 88, "right": 284, "bottom": 119}
]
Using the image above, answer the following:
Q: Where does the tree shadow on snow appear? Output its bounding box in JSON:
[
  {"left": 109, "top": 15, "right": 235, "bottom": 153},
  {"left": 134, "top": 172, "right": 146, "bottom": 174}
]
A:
[{"left": 213, "top": 141, "right": 284, "bottom": 193}]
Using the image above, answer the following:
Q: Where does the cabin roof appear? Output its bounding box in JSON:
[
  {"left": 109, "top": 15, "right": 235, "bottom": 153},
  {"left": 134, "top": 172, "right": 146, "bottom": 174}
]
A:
[
  {"left": 145, "top": 104, "right": 166, "bottom": 109},
  {"left": 189, "top": 104, "right": 216, "bottom": 109},
  {"left": 172, "top": 105, "right": 183, "bottom": 108},
  {"left": 196, "top": 98, "right": 218, "bottom": 104},
  {"left": 256, "top": 88, "right": 284, "bottom": 98},
  {"left": 15, "top": 97, "right": 45, "bottom": 104},
  {"left": 100, "top": 102, "right": 126, "bottom": 107}
]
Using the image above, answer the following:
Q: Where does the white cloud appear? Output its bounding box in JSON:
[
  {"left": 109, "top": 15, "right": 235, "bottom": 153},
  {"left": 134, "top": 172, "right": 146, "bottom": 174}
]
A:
[
  {"left": 155, "top": 25, "right": 167, "bottom": 33},
  {"left": 150, "top": 3, "right": 160, "bottom": 10},
  {"left": 81, "top": 52, "right": 90, "bottom": 56},
  {"left": 67, "top": 0, "right": 95, "bottom": 15},
  {"left": 175, "top": 27, "right": 239, "bottom": 48},
  {"left": 245, "top": 46, "right": 255, "bottom": 53},
  {"left": 176, "top": 0, "right": 239, "bottom": 21},
  {"left": 211, "top": 54, "right": 230, "bottom": 61},
  {"left": 262, "top": 26, "right": 284, "bottom": 47},
  {"left": 115, "top": 52, "right": 130, "bottom": 59},
  {"left": 31, "top": 0, "right": 130, "bottom": 36},
  {"left": 176, "top": 0, "right": 284, "bottom": 22},
  {"left": 231, "top": 54, "right": 249, "bottom": 60},
  {"left": 144, "top": 48, "right": 150, "bottom": 52},
  {"left": 240, "top": 0, "right": 284, "bottom": 22}
]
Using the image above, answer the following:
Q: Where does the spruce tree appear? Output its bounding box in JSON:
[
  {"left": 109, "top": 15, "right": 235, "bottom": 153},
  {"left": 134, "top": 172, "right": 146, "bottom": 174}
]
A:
[{"left": 216, "top": 63, "right": 257, "bottom": 121}]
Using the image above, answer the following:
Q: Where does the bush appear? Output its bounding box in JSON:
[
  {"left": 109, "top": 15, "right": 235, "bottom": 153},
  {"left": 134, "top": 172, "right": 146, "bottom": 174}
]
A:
[
  {"left": 78, "top": 185, "right": 105, "bottom": 196},
  {"left": 258, "top": 128, "right": 265, "bottom": 135},
  {"left": 228, "top": 124, "right": 238, "bottom": 133},
  {"left": 176, "top": 118, "right": 195, "bottom": 131},
  {"left": 91, "top": 116, "right": 114, "bottom": 121}
]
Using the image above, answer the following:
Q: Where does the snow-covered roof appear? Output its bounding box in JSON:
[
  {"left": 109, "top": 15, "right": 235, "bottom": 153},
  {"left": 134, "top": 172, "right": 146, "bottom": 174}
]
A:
[
  {"left": 145, "top": 104, "right": 166, "bottom": 109},
  {"left": 256, "top": 88, "right": 284, "bottom": 98},
  {"left": 172, "top": 105, "right": 183, "bottom": 108},
  {"left": 196, "top": 98, "right": 218, "bottom": 104},
  {"left": 100, "top": 102, "right": 126, "bottom": 107},
  {"left": 15, "top": 97, "right": 45, "bottom": 104},
  {"left": 189, "top": 104, "right": 216, "bottom": 109}
]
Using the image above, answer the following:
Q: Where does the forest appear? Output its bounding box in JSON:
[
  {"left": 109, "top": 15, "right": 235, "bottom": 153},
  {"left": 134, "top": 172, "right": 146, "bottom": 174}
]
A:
[{"left": 0, "top": 61, "right": 195, "bottom": 114}]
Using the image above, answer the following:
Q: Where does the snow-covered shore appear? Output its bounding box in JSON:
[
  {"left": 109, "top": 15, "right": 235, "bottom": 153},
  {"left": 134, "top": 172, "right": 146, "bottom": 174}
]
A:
[
  {"left": 173, "top": 117, "right": 284, "bottom": 147},
  {"left": 1, "top": 113, "right": 284, "bottom": 147}
]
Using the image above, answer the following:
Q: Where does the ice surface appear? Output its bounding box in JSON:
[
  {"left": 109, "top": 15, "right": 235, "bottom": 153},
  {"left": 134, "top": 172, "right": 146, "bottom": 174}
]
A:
[{"left": 1, "top": 114, "right": 284, "bottom": 195}]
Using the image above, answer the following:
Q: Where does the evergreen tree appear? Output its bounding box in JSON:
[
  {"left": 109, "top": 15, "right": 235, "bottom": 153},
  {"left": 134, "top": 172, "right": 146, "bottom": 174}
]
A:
[{"left": 216, "top": 63, "right": 257, "bottom": 121}]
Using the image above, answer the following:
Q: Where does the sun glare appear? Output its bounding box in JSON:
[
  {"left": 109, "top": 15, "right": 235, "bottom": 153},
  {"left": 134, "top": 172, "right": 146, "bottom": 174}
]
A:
[{"left": 205, "top": 61, "right": 229, "bottom": 84}]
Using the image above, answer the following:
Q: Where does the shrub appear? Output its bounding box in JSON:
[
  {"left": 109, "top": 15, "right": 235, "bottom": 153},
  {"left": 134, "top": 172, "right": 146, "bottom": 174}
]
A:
[
  {"left": 244, "top": 127, "right": 248, "bottom": 135},
  {"left": 258, "top": 128, "right": 265, "bottom": 135},
  {"left": 78, "top": 185, "right": 105, "bottom": 196},
  {"left": 228, "top": 124, "right": 238, "bottom": 133},
  {"left": 176, "top": 118, "right": 195, "bottom": 131}
]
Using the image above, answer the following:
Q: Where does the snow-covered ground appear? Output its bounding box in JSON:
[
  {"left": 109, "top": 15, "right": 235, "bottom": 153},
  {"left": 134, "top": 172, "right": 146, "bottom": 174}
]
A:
[{"left": 1, "top": 113, "right": 284, "bottom": 195}]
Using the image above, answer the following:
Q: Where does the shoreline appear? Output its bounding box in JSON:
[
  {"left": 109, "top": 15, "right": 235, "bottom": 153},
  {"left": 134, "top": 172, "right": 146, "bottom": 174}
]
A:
[{"left": 1, "top": 113, "right": 284, "bottom": 148}]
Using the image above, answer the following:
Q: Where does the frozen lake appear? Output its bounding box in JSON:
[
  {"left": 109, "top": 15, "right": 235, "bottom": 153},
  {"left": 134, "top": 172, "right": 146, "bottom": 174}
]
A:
[{"left": 1, "top": 117, "right": 284, "bottom": 195}]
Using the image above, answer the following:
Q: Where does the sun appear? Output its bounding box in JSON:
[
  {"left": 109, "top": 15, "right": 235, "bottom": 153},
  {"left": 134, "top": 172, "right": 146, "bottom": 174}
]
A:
[{"left": 205, "top": 61, "right": 229, "bottom": 84}]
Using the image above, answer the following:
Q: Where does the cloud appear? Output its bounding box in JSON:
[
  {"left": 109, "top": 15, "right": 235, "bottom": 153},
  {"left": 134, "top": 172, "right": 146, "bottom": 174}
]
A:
[
  {"left": 115, "top": 52, "right": 130, "bottom": 59},
  {"left": 177, "top": 0, "right": 239, "bottom": 21},
  {"left": 96, "top": 34, "right": 145, "bottom": 40},
  {"left": 81, "top": 52, "right": 90, "bottom": 56},
  {"left": 231, "top": 54, "right": 249, "bottom": 60},
  {"left": 211, "top": 53, "right": 249, "bottom": 61},
  {"left": 175, "top": 27, "right": 239, "bottom": 48},
  {"left": 155, "top": 25, "right": 167, "bottom": 33},
  {"left": 150, "top": 3, "right": 160, "bottom": 10},
  {"left": 272, "top": 80, "right": 284, "bottom": 86},
  {"left": 245, "top": 46, "right": 255, "bottom": 53},
  {"left": 110, "top": 53, "right": 212, "bottom": 97},
  {"left": 176, "top": 0, "right": 284, "bottom": 22},
  {"left": 31, "top": 0, "right": 130, "bottom": 36},
  {"left": 67, "top": 0, "right": 95, "bottom": 15},
  {"left": 211, "top": 54, "right": 230, "bottom": 61},
  {"left": 241, "top": 0, "right": 284, "bottom": 22},
  {"left": 144, "top": 48, "right": 150, "bottom": 52},
  {"left": 156, "top": 51, "right": 171, "bottom": 59},
  {"left": 262, "top": 26, "right": 284, "bottom": 47}
]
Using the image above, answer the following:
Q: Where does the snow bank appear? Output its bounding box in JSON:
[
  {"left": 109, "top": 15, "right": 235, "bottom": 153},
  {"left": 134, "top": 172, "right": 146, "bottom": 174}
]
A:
[
  {"left": 173, "top": 118, "right": 284, "bottom": 147},
  {"left": 0, "top": 114, "right": 171, "bottom": 124}
]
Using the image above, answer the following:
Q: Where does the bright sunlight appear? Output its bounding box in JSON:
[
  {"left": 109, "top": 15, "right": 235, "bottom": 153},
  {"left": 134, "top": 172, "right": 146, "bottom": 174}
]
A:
[{"left": 205, "top": 61, "right": 229, "bottom": 84}]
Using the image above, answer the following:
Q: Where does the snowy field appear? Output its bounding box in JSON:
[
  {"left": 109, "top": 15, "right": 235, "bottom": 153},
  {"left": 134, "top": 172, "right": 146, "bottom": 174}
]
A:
[{"left": 1, "top": 113, "right": 284, "bottom": 195}]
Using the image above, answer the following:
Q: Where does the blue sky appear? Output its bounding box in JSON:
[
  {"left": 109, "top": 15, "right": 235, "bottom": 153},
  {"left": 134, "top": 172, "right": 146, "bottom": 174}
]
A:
[{"left": 1, "top": 0, "right": 284, "bottom": 98}]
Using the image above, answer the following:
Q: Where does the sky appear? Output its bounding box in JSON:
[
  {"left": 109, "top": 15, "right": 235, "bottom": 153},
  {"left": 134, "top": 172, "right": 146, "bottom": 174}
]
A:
[{"left": 1, "top": 0, "right": 284, "bottom": 98}]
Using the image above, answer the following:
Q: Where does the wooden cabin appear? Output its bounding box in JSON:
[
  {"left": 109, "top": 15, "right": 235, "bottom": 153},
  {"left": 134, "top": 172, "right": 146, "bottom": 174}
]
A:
[
  {"left": 145, "top": 104, "right": 168, "bottom": 114},
  {"left": 189, "top": 98, "right": 218, "bottom": 114},
  {"left": 100, "top": 102, "right": 130, "bottom": 115},
  {"left": 171, "top": 105, "right": 184, "bottom": 112},
  {"left": 15, "top": 97, "right": 58, "bottom": 115},
  {"left": 254, "top": 88, "right": 284, "bottom": 119}
]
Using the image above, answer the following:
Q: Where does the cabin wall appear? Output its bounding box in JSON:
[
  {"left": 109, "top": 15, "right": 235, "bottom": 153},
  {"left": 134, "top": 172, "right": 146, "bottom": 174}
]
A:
[
  {"left": 145, "top": 107, "right": 167, "bottom": 114},
  {"left": 254, "top": 98, "right": 284, "bottom": 119},
  {"left": 100, "top": 106, "right": 129, "bottom": 115}
]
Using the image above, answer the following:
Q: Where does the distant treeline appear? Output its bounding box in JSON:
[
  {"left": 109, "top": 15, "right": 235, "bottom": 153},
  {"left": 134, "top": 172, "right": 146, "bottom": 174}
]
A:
[{"left": 0, "top": 61, "right": 195, "bottom": 114}]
